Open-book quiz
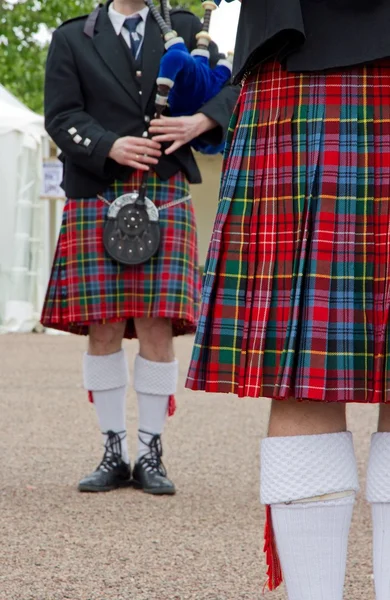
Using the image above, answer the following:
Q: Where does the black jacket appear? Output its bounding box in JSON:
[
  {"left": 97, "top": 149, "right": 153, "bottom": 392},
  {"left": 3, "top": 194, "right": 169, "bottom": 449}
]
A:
[
  {"left": 233, "top": 0, "right": 390, "bottom": 83},
  {"left": 44, "top": 3, "right": 239, "bottom": 197}
]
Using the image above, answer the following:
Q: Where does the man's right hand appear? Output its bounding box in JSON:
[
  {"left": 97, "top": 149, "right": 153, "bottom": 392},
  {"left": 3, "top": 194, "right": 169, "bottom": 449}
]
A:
[{"left": 108, "top": 136, "right": 162, "bottom": 171}]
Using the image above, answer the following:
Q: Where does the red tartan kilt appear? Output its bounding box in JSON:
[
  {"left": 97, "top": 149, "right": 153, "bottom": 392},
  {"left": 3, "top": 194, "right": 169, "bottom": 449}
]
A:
[
  {"left": 41, "top": 170, "right": 200, "bottom": 338},
  {"left": 186, "top": 58, "right": 390, "bottom": 403}
]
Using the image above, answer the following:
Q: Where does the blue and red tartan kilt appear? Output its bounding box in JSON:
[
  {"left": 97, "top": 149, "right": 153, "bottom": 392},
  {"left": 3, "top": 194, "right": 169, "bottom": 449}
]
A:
[
  {"left": 186, "top": 58, "right": 390, "bottom": 403},
  {"left": 41, "top": 170, "right": 200, "bottom": 338}
]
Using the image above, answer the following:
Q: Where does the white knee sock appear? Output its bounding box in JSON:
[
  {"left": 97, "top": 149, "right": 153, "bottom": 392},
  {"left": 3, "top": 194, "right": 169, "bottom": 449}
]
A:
[
  {"left": 366, "top": 432, "right": 390, "bottom": 600},
  {"left": 271, "top": 496, "right": 355, "bottom": 600},
  {"left": 83, "top": 350, "right": 129, "bottom": 464},
  {"left": 133, "top": 355, "right": 178, "bottom": 461},
  {"left": 261, "top": 432, "right": 359, "bottom": 600}
]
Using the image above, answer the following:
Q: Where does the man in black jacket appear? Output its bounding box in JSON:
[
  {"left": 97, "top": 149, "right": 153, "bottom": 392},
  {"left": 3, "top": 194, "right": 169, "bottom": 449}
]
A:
[{"left": 41, "top": 0, "right": 238, "bottom": 495}]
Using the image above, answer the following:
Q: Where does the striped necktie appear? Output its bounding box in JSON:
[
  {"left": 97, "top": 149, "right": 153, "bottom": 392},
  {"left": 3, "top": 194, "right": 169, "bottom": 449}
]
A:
[{"left": 123, "top": 16, "right": 143, "bottom": 60}]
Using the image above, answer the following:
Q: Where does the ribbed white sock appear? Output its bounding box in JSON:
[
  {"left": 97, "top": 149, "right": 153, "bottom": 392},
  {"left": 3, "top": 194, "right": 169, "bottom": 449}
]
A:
[
  {"left": 133, "top": 355, "right": 178, "bottom": 461},
  {"left": 83, "top": 350, "right": 129, "bottom": 464},
  {"left": 366, "top": 432, "right": 390, "bottom": 600},
  {"left": 272, "top": 496, "right": 354, "bottom": 600},
  {"left": 137, "top": 392, "right": 169, "bottom": 458},
  {"left": 371, "top": 503, "right": 390, "bottom": 600},
  {"left": 261, "top": 432, "right": 359, "bottom": 600},
  {"left": 92, "top": 387, "right": 129, "bottom": 464}
]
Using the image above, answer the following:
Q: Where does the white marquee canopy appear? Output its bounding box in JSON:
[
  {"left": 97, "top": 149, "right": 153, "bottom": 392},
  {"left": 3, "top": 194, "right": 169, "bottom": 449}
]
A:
[{"left": 0, "top": 84, "right": 49, "bottom": 332}]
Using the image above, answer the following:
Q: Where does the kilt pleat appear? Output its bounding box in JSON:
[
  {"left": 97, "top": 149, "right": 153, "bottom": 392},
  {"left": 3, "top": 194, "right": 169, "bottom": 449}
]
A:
[
  {"left": 41, "top": 171, "right": 200, "bottom": 338},
  {"left": 187, "top": 59, "right": 390, "bottom": 403}
]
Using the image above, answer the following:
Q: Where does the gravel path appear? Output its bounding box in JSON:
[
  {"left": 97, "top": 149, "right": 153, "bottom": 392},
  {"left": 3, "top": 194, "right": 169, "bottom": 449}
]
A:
[{"left": 0, "top": 334, "right": 378, "bottom": 600}]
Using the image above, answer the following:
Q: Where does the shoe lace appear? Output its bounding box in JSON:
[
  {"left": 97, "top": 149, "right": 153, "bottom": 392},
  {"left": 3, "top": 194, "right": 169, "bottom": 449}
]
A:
[
  {"left": 98, "top": 430, "right": 126, "bottom": 473},
  {"left": 138, "top": 430, "right": 167, "bottom": 476}
]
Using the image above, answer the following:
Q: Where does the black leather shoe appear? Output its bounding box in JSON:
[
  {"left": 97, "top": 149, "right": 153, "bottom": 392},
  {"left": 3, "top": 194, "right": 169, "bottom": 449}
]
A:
[
  {"left": 78, "top": 430, "right": 131, "bottom": 492},
  {"left": 132, "top": 432, "right": 176, "bottom": 495}
]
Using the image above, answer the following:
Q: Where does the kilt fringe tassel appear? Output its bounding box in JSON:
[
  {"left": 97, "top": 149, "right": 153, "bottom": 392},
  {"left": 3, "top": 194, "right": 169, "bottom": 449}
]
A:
[{"left": 263, "top": 505, "right": 283, "bottom": 592}]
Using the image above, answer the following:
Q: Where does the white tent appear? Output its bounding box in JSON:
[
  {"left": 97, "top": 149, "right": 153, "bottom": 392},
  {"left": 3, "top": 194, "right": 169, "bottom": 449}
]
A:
[{"left": 0, "top": 84, "right": 49, "bottom": 333}]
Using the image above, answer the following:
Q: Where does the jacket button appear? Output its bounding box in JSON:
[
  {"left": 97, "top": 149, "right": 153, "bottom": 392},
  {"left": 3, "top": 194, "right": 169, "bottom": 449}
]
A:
[
  {"left": 144, "top": 116, "right": 150, "bottom": 123},
  {"left": 139, "top": 90, "right": 142, "bottom": 95},
  {"left": 136, "top": 71, "right": 142, "bottom": 77}
]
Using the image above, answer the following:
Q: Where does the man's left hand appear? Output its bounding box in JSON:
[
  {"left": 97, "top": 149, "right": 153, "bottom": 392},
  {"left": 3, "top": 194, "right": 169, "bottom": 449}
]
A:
[{"left": 149, "top": 113, "right": 218, "bottom": 155}]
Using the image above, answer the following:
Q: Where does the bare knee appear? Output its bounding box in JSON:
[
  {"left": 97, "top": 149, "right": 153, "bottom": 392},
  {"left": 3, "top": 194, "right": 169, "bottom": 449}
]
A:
[
  {"left": 268, "top": 397, "right": 347, "bottom": 438},
  {"left": 88, "top": 321, "right": 126, "bottom": 355},
  {"left": 134, "top": 317, "right": 174, "bottom": 362}
]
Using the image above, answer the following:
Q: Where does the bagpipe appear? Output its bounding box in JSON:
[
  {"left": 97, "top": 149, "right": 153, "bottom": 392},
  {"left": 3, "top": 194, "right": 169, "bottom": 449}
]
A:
[
  {"left": 145, "top": 0, "right": 233, "bottom": 153},
  {"left": 104, "top": 0, "right": 233, "bottom": 266}
]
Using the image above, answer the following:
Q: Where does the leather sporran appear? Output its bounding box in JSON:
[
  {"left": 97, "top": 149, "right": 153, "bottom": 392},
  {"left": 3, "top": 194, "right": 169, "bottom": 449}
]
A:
[{"left": 103, "top": 191, "right": 160, "bottom": 265}]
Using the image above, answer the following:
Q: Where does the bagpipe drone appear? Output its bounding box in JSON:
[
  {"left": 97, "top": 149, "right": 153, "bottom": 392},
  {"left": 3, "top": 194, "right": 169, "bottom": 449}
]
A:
[
  {"left": 144, "top": 0, "right": 233, "bottom": 153},
  {"left": 104, "top": 0, "right": 233, "bottom": 266}
]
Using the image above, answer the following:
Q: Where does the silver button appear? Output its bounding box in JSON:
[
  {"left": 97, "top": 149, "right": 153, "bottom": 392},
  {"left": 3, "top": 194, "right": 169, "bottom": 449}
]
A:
[
  {"left": 136, "top": 70, "right": 142, "bottom": 78},
  {"left": 83, "top": 138, "right": 91, "bottom": 147},
  {"left": 68, "top": 127, "right": 77, "bottom": 135},
  {"left": 144, "top": 116, "right": 150, "bottom": 123},
  {"left": 139, "top": 90, "right": 142, "bottom": 95},
  {"left": 73, "top": 134, "right": 82, "bottom": 144}
]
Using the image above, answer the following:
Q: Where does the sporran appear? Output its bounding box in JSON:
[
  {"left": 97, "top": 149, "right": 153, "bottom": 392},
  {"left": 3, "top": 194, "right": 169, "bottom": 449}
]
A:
[{"left": 102, "top": 191, "right": 161, "bottom": 265}]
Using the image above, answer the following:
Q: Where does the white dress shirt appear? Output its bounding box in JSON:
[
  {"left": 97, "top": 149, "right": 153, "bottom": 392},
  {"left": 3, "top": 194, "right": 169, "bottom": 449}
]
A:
[{"left": 108, "top": 3, "right": 149, "bottom": 56}]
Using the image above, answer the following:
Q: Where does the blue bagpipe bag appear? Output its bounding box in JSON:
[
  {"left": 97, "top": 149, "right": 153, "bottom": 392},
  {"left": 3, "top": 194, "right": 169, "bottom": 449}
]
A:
[{"left": 157, "top": 2, "right": 234, "bottom": 154}]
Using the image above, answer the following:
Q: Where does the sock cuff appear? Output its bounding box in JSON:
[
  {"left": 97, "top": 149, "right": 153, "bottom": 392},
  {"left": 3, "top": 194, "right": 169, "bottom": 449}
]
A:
[
  {"left": 83, "top": 350, "right": 129, "bottom": 391},
  {"left": 260, "top": 431, "right": 359, "bottom": 505},
  {"left": 134, "top": 354, "right": 178, "bottom": 395},
  {"left": 366, "top": 432, "right": 390, "bottom": 502}
]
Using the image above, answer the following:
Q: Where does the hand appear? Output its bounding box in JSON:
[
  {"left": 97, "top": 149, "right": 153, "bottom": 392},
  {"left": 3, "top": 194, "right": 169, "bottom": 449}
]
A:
[
  {"left": 149, "top": 114, "right": 218, "bottom": 155},
  {"left": 108, "top": 136, "right": 162, "bottom": 171}
]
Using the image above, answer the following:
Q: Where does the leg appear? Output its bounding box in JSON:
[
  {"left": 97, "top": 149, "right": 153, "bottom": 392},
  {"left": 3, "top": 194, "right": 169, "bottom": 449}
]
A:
[
  {"left": 88, "top": 321, "right": 126, "bottom": 356},
  {"left": 135, "top": 316, "right": 175, "bottom": 363},
  {"left": 261, "top": 398, "right": 359, "bottom": 599},
  {"left": 132, "top": 317, "right": 177, "bottom": 495},
  {"left": 366, "top": 404, "right": 390, "bottom": 600},
  {"left": 377, "top": 403, "right": 390, "bottom": 433},
  {"left": 79, "top": 321, "right": 131, "bottom": 492},
  {"left": 268, "top": 397, "right": 347, "bottom": 437}
]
